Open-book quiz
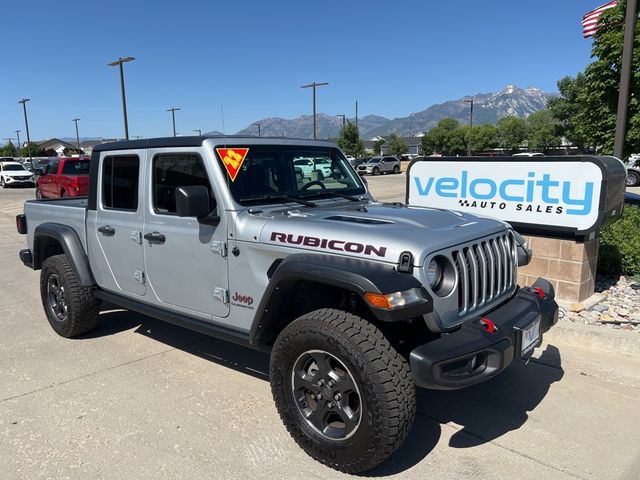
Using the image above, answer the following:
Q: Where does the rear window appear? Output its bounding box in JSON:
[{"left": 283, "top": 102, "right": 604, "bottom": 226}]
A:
[
  {"left": 62, "top": 160, "right": 91, "bottom": 175},
  {"left": 102, "top": 156, "right": 140, "bottom": 211}
]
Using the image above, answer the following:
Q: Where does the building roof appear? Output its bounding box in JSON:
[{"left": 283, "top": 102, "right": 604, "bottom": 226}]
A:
[{"left": 37, "top": 138, "right": 75, "bottom": 150}]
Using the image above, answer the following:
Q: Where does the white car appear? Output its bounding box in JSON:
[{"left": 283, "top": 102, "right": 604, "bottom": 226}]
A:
[
  {"left": 293, "top": 157, "right": 333, "bottom": 179},
  {"left": 0, "top": 161, "right": 35, "bottom": 188},
  {"left": 512, "top": 152, "right": 545, "bottom": 157}
]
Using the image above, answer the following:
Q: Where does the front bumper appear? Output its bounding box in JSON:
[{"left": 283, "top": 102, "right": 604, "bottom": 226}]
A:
[
  {"left": 410, "top": 277, "right": 558, "bottom": 390},
  {"left": 5, "top": 177, "right": 35, "bottom": 185}
]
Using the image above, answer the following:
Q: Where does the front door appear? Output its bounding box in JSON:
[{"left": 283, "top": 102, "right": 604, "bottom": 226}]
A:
[
  {"left": 89, "top": 152, "right": 146, "bottom": 296},
  {"left": 143, "top": 149, "right": 229, "bottom": 319}
]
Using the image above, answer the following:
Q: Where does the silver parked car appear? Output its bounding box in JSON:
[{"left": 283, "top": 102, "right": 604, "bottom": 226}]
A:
[
  {"left": 357, "top": 156, "right": 401, "bottom": 175},
  {"left": 626, "top": 164, "right": 640, "bottom": 187}
]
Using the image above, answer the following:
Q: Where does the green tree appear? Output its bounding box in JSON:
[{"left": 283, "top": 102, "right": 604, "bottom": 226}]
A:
[
  {"left": 336, "top": 121, "right": 365, "bottom": 157},
  {"left": 547, "top": 75, "right": 590, "bottom": 149},
  {"left": 388, "top": 133, "right": 408, "bottom": 155},
  {"left": 1, "top": 141, "right": 17, "bottom": 157},
  {"left": 372, "top": 138, "right": 386, "bottom": 155},
  {"left": 20, "top": 142, "right": 46, "bottom": 157},
  {"left": 526, "top": 110, "right": 562, "bottom": 152},
  {"left": 497, "top": 116, "right": 527, "bottom": 152},
  {"left": 421, "top": 118, "right": 466, "bottom": 156},
  {"left": 471, "top": 123, "right": 499, "bottom": 153},
  {"left": 548, "top": 1, "right": 640, "bottom": 157}
]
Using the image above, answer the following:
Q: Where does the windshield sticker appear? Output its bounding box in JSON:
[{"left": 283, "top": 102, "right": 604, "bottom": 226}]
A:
[{"left": 216, "top": 148, "right": 249, "bottom": 181}]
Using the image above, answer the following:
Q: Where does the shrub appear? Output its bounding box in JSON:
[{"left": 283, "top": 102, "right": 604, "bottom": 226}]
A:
[{"left": 598, "top": 204, "right": 640, "bottom": 276}]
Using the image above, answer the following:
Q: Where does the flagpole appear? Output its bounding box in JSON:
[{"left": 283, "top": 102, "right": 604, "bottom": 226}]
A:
[{"left": 613, "top": 0, "right": 637, "bottom": 159}]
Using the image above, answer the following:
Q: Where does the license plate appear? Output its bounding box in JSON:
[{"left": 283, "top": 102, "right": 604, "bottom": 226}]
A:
[{"left": 521, "top": 318, "right": 541, "bottom": 356}]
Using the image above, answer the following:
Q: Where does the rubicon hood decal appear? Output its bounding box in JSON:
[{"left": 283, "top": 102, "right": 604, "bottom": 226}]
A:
[{"left": 270, "top": 232, "right": 387, "bottom": 258}]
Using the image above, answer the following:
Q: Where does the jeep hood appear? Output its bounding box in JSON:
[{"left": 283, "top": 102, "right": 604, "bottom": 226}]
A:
[{"left": 239, "top": 202, "right": 508, "bottom": 266}]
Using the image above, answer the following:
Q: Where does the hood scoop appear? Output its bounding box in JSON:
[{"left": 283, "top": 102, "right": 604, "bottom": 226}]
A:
[{"left": 324, "top": 215, "right": 394, "bottom": 225}]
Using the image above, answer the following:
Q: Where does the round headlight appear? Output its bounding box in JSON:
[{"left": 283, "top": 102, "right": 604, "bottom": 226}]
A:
[{"left": 426, "top": 258, "right": 443, "bottom": 288}]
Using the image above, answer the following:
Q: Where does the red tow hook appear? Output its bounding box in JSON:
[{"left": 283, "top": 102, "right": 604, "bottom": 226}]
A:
[
  {"left": 480, "top": 317, "right": 496, "bottom": 334},
  {"left": 532, "top": 287, "right": 545, "bottom": 299}
]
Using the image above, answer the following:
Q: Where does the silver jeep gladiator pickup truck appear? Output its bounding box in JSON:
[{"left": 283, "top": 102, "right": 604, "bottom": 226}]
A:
[{"left": 17, "top": 136, "right": 558, "bottom": 473}]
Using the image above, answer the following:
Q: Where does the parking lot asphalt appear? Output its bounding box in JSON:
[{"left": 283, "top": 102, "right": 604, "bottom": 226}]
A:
[{"left": 1, "top": 183, "right": 639, "bottom": 480}]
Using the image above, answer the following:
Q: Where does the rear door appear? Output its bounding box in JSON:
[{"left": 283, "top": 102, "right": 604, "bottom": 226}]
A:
[
  {"left": 142, "top": 149, "right": 229, "bottom": 319},
  {"left": 40, "top": 160, "right": 59, "bottom": 197},
  {"left": 87, "top": 151, "right": 146, "bottom": 296}
]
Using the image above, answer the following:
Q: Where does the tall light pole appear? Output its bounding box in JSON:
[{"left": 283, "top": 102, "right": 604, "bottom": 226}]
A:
[
  {"left": 107, "top": 56, "right": 135, "bottom": 140},
  {"left": 166, "top": 107, "right": 180, "bottom": 137},
  {"left": 252, "top": 123, "right": 261, "bottom": 136},
  {"left": 72, "top": 118, "right": 81, "bottom": 154},
  {"left": 464, "top": 97, "right": 474, "bottom": 156},
  {"left": 300, "top": 82, "right": 329, "bottom": 140},
  {"left": 336, "top": 114, "right": 346, "bottom": 131},
  {"left": 15, "top": 130, "right": 21, "bottom": 160},
  {"left": 613, "top": 0, "right": 637, "bottom": 159},
  {"left": 355, "top": 100, "right": 359, "bottom": 132},
  {"left": 193, "top": 129, "right": 202, "bottom": 136},
  {"left": 18, "top": 98, "right": 32, "bottom": 164}
]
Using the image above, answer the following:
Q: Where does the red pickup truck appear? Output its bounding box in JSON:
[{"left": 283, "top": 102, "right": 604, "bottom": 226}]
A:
[{"left": 35, "top": 157, "right": 91, "bottom": 199}]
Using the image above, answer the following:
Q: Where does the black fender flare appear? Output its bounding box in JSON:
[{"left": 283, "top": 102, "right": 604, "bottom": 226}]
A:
[
  {"left": 249, "top": 253, "right": 432, "bottom": 347},
  {"left": 33, "top": 223, "right": 95, "bottom": 287}
]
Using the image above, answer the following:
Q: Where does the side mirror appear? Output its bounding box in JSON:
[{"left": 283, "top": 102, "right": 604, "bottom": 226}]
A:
[{"left": 175, "top": 186, "right": 219, "bottom": 225}]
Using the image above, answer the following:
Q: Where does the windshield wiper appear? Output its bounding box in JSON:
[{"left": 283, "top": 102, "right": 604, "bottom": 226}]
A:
[
  {"left": 242, "top": 194, "right": 318, "bottom": 208},
  {"left": 299, "top": 191, "right": 363, "bottom": 202}
]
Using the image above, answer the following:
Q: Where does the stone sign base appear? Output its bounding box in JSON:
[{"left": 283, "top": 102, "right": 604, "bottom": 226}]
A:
[{"left": 517, "top": 235, "right": 599, "bottom": 304}]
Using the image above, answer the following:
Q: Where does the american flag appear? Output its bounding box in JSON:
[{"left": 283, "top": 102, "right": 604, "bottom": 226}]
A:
[{"left": 582, "top": 1, "right": 618, "bottom": 38}]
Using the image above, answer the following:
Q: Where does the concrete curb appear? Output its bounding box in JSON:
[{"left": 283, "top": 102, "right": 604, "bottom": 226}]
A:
[{"left": 546, "top": 320, "right": 640, "bottom": 357}]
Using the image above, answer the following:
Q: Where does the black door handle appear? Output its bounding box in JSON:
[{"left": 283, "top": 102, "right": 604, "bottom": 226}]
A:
[
  {"left": 144, "top": 231, "right": 166, "bottom": 244},
  {"left": 98, "top": 225, "right": 115, "bottom": 236}
]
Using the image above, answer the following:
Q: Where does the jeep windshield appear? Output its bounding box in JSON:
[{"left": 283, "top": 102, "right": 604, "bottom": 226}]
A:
[{"left": 215, "top": 145, "right": 366, "bottom": 206}]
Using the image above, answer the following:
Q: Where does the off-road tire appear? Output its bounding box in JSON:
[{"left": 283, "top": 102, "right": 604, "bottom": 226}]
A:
[
  {"left": 40, "top": 254, "right": 100, "bottom": 337},
  {"left": 372, "top": 167, "right": 380, "bottom": 176},
  {"left": 270, "top": 309, "right": 416, "bottom": 473}
]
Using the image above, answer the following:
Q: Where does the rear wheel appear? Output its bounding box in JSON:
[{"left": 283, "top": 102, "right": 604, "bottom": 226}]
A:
[
  {"left": 270, "top": 309, "right": 416, "bottom": 473},
  {"left": 627, "top": 170, "right": 640, "bottom": 187},
  {"left": 393, "top": 165, "right": 400, "bottom": 174},
  {"left": 40, "top": 254, "right": 101, "bottom": 337}
]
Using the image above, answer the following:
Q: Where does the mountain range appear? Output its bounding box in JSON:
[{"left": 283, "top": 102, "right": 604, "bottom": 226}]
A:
[{"left": 233, "top": 85, "right": 553, "bottom": 140}]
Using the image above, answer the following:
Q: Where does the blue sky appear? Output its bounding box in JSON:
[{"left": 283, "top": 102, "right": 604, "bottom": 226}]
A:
[{"left": 2, "top": 0, "right": 598, "bottom": 141}]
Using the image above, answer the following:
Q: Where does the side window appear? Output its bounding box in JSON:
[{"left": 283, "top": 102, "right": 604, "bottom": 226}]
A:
[
  {"left": 153, "top": 154, "right": 212, "bottom": 215},
  {"left": 47, "top": 161, "right": 59, "bottom": 174},
  {"left": 102, "top": 155, "right": 140, "bottom": 211}
]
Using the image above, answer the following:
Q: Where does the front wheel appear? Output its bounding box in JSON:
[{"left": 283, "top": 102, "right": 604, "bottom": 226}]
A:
[
  {"left": 35, "top": 187, "right": 42, "bottom": 199},
  {"left": 372, "top": 167, "right": 380, "bottom": 176},
  {"left": 270, "top": 309, "right": 416, "bottom": 473},
  {"left": 627, "top": 170, "right": 640, "bottom": 187},
  {"left": 1, "top": 177, "right": 6, "bottom": 188}
]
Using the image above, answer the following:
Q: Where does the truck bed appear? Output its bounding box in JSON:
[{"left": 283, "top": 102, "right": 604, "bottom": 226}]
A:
[{"left": 24, "top": 198, "right": 88, "bottom": 253}]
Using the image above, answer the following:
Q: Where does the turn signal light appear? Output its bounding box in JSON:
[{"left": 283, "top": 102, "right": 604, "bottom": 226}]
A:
[
  {"left": 364, "top": 288, "right": 425, "bottom": 310},
  {"left": 364, "top": 293, "right": 391, "bottom": 309}
]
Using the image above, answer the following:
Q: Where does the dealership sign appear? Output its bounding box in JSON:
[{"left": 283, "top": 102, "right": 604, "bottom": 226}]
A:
[{"left": 406, "top": 156, "right": 626, "bottom": 238}]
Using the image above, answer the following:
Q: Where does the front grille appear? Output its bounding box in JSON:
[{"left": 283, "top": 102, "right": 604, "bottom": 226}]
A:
[{"left": 451, "top": 232, "right": 517, "bottom": 317}]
